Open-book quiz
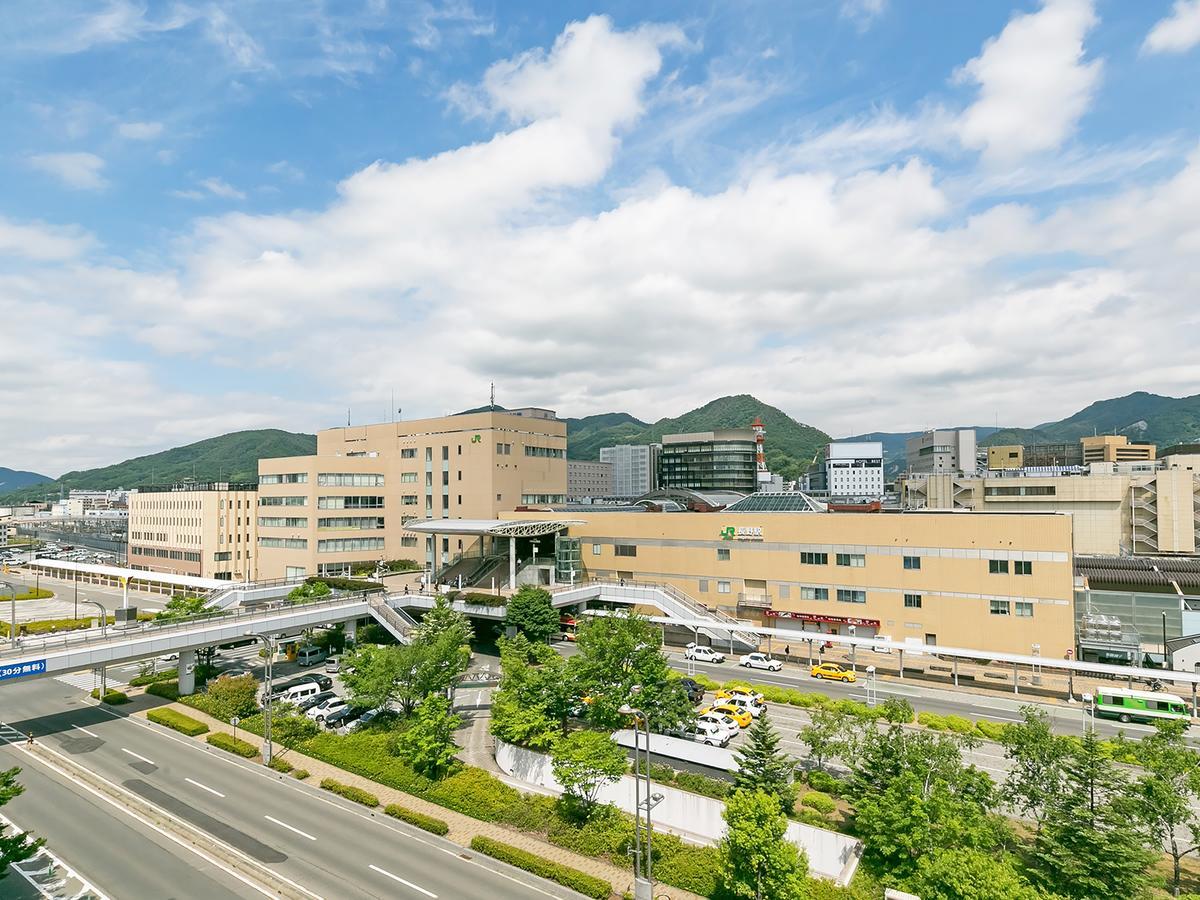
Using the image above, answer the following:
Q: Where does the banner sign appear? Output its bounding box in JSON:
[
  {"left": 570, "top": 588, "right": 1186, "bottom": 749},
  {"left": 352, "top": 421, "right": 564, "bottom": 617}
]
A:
[
  {"left": 0, "top": 659, "right": 47, "bottom": 681},
  {"left": 763, "top": 611, "right": 880, "bottom": 628}
]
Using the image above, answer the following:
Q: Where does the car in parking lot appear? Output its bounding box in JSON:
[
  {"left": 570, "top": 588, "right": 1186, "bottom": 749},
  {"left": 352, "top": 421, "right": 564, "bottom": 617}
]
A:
[
  {"left": 811, "top": 662, "right": 857, "bottom": 683},
  {"left": 296, "top": 690, "right": 338, "bottom": 712},
  {"left": 298, "top": 673, "right": 333, "bottom": 691},
  {"left": 739, "top": 652, "right": 782, "bottom": 672},
  {"left": 684, "top": 643, "right": 726, "bottom": 664},
  {"left": 325, "top": 656, "right": 341, "bottom": 674},
  {"left": 715, "top": 686, "right": 765, "bottom": 705},
  {"left": 671, "top": 720, "right": 731, "bottom": 747},
  {"left": 700, "top": 703, "right": 752, "bottom": 728},
  {"left": 678, "top": 677, "right": 706, "bottom": 704},
  {"left": 337, "top": 707, "right": 383, "bottom": 734},
  {"left": 719, "top": 694, "right": 763, "bottom": 719},
  {"left": 305, "top": 696, "right": 347, "bottom": 723},
  {"left": 695, "top": 712, "right": 740, "bottom": 742},
  {"left": 324, "top": 704, "right": 368, "bottom": 730}
]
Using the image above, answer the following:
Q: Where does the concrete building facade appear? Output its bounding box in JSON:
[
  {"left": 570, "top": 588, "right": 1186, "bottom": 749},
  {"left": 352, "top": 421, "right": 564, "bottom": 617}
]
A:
[
  {"left": 127, "top": 483, "right": 258, "bottom": 580},
  {"left": 255, "top": 411, "right": 567, "bottom": 580},
  {"left": 599, "top": 444, "right": 658, "bottom": 498},
  {"left": 659, "top": 429, "right": 758, "bottom": 494},
  {"left": 825, "top": 441, "right": 884, "bottom": 499},
  {"left": 1081, "top": 434, "right": 1156, "bottom": 463},
  {"left": 906, "top": 429, "right": 977, "bottom": 475},
  {"left": 987, "top": 445, "right": 1024, "bottom": 471},
  {"left": 567, "top": 460, "right": 613, "bottom": 500}
]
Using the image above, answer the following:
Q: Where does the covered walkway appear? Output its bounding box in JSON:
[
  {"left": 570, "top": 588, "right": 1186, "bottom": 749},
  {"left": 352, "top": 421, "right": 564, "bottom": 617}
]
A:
[
  {"left": 27, "top": 559, "right": 237, "bottom": 607},
  {"left": 404, "top": 518, "right": 583, "bottom": 589}
]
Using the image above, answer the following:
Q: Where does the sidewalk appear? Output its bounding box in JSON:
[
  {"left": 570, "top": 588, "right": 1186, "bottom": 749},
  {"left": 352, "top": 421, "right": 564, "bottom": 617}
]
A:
[{"left": 137, "top": 700, "right": 706, "bottom": 900}]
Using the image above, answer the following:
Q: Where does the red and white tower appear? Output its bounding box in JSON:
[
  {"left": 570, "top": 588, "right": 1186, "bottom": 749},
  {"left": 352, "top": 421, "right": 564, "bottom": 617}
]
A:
[{"left": 752, "top": 417, "right": 770, "bottom": 484}]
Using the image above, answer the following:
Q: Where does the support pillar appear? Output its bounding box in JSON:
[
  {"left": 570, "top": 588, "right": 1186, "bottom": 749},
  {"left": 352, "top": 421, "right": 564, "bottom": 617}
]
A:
[
  {"left": 97, "top": 666, "right": 106, "bottom": 698},
  {"left": 509, "top": 538, "right": 517, "bottom": 590},
  {"left": 898, "top": 649, "right": 904, "bottom": 678},
  {"left": 1013, "top": 661, "right": 1019, "bottom": 695},
  {"left": 953, "top": 659, "right": 959, "bottom": 687},
  {"left": 178, "top": 649, "right": 196, "bottom": 696},
  {"left": 121, "top": 577, "right": 129, "bottom": 610}
]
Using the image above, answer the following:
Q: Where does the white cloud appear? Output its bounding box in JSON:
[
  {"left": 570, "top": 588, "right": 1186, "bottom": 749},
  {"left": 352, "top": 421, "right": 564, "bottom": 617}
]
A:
[
  {"left": 28, "top": 152, "right": 108, "bottom": 190},
  {"left": 199, "top": 177, "right": 246, "bottom": 199},
  {"left": 266, "top": 160, "right": 304, "bottom": 182},
  {"left": 0, "top": 216, "right": 94, "bottom": 261},
  {"left": 409, "top": 0, "right": 494, "bottom": 50},
  {"left": 117, "top": 121, "right": 164, "bottom": 140},
  {"left": 1143, "top": 0, "right": 1200, "bottom": 55},
  {"left": 956, "top": 0, "right": 1102, "bottom": 166},
  {"left": 840, "top": 0, "right": 887, "bottom": 31}
]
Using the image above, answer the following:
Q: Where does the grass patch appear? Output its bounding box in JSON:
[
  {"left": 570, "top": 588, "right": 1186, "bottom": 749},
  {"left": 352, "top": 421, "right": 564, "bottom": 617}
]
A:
[
  {"left": 319, "top": 778, "right": 379, "bottom": 807},
  {"left": 384, "top": 803, "right": 450, "bottom": 836},
  {"left": 129, "top": 668, "right": 179, "bottom": 687},
  {"left": 292, "top": 769, "right": 310, "bottom": 780},
  {"left": 90, "top": 688, "right": 129, "bottom": 704},
  {"left": 268, "top": 756, "right": 294, "bottom": 773},
  {"left": 206, "top": 731, "right": 257, "bottom": 758},
  {"left": 469, "top": 836, "right": 610, "bottom": 900},
  {"left": 147, "top": 708, "right": 209, "bottom": 736}
]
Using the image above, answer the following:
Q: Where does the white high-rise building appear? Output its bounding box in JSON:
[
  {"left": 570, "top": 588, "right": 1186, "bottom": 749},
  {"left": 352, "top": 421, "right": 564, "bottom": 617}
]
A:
[
  {"left": 825, "top": 441, "right": 884, "bottom": 498},
  {"left": 905, "top": 429, "right": 978, "bottom": 475},
  {"left": 599, "top": 444, "right": 657, "bottom": 498}
]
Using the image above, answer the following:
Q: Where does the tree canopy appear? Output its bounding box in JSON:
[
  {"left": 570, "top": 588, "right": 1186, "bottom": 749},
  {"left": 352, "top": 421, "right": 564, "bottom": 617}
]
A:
[
  {"left": 550, "top": 730, "right": 628, "bottom": 817},
  {"left": 503, "top": 586, "right": 561, "bottom": 643},
  {"left": 732, "top": 709, "right": 795, "bottom": 814},
  {"left": 717, "top": 789, "right": 809, "bottom": 900},
  {"left": 0, "top": 767, "right": 43, "bottom": 878}
]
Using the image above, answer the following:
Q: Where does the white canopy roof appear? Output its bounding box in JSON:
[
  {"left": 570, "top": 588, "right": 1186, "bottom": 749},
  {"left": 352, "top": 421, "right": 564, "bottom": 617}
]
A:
[{"left": 403, "top": 519, "right": 583, "bottom": 538}]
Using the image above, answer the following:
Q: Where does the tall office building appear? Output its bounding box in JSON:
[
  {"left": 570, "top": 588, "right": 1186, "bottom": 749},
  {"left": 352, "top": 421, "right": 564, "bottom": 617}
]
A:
[
  {"left": 127, "top": 483, "right": 258, "bottom": 580},
  {"left": 567, "top": 460, "right": 613, "bottom": 500},
  {"left": 599, "top": 444, "right": 658, "bottom": 498},
  {"left": 905, "top": 429, "right": 977, "bottom": 475},
  {"left": 824, "top": 441, "right": 884, "bottom": 498},
  {"left": 658, "top": 429, "right": 758, "bottom": 494}
]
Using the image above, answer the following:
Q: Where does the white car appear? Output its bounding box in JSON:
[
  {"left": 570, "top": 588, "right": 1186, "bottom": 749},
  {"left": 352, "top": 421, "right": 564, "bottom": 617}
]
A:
[
  {"left": 721, "top": 695, "right": 764, "bottom": 718},
  {"left": 678, "top": 720, "right": 731, "bottom": 747},
  {"left": 684, "top": 643, "right": 726, "bottom": 664},
  {"left": 306, "top": 696, "right": 346, "bottom": 723},
  {"left": 739, "top": 652, "right": 782, "bottom": 672},
  {"left": 696, "top": 712, "right": 740, "bottom": 742}
]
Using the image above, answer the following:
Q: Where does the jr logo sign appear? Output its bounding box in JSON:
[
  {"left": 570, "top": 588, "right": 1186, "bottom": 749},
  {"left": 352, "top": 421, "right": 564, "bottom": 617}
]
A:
[
  {"left": 721, "top": 526, "right": 763, "bottom": 541},
  {"left": 720, "top": 527, "right": 737, "bottom": 540}
]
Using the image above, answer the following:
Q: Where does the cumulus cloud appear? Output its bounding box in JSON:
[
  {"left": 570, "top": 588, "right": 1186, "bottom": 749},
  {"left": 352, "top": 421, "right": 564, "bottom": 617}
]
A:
[
  {"left": 1143, "top": 0, "right": 1200, "bottom": 55},
  {"left": 0, "top": 216, "right": 94, "bottom": 261},
  {"left": 117, "top": 121, "right": 164, "bottom": 140},
  {"left": 28, "top": 151, "right": 108, "bottom": 190},
  {"left": 840, "top": 0, "right": 887, "bottom": 31},
  {"left": 199, "top": 177, "right": 246, "bottom": 199},
  {"left": 956, "top": 0, "right": 1102, "bottom": 165}
]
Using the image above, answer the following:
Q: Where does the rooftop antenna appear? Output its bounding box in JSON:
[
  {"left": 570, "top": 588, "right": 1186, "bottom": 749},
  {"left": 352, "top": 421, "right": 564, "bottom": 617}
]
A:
[
  {"left": 347, "top": 407, "right": 351, "bottom": 427},
  {"left": 490, "top": 382, "right": 496, "bottom": 411}
]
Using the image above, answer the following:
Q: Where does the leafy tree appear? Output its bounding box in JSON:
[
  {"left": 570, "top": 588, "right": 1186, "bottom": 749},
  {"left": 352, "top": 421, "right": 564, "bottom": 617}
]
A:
[
  {"left": 732, "top": 710, "right": 795, "bottom": 814},
  {"left": 717, "top": 789, "right": 809, "bottom": 900},
  {"left": 1, "top": 767, "right": 43, "bottom": 878},
  {"left": 999, "top": 706, "right": 1069, "bottom": 832},
  {"left": 415, "top": 596, "right": 474, "bottom": 648},
  {"left": 550, "top": 731, "right": 628, "bottom": 818},
  {"left": 504, "top": 585, "right": 560, "bottom": 643},
  {"left": 394, "top": 695, "right": 461, "bottom": 779},
  {"left": 205, "top": 673, "right": 259, "bottom": 721},
  {"left": 271, "top": 710, "right": 319, "bottom": 756},
  {"left": 1129, "top": 719, "right": 1200, "bottom": 895},
  {"left": 343, "top": 634, "right": 467, "bottom": 715},
  {"left": 909, "top": 848, "right": 1041, "bottom": 900},
  {"left": 287, "top": 580, "right": 331, "bottom": 602},
  {"left": 1031, "top": 729, "right": 1153, "bottom": 900},
  {"left": 491, "top": 638, "right": 583, "bottom": 749},
  {"left": 797, "top": 706, "right": 853, "bottom": 772},
  {"left": 879, "top": 697, "right": 914, "bottom": 724},
  {"left": 155, "top": 594, "right": 212, "bottom": 621}
]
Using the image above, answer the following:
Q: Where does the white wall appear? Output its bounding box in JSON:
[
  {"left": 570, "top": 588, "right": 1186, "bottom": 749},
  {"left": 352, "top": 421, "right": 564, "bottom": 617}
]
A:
[{"left": 495, "top": 739, "right": 862, "bottom": 885}]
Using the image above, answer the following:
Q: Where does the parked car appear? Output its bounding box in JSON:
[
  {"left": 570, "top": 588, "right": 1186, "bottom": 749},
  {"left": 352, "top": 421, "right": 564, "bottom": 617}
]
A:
[
  {"left": 811, "top": 662, "right": 857, "bottom": 683},
  {"left": 678, "top": 677, "right": 706, "bottom": 704},
  {"left": 325, "top": 656, "right": 341, "bottom": 674},
  {"left": 672, "top": 720, "right": 731, "bottom": 747},
  {"left": 296, "top": 690, "right": 338, "bottom": 712},
  {"left": 695, "top": 712, "right": 740, "bottom": 742},
  {"left": 720, "top": 694, "right": 764, "bottom": 719},
  {"left": 306, "top": 696, "right": 347, "bottom": 723},
  {"left": 297, "top": 645, "right": 327, "bottom": 667},
  {"left": 337, "top": 707, "right": 383, "bottom": 735},
  {"left": 298, "top": 673, "right": 333, "bottom": 691},
  {"left": 700, "top": 703, "right": 752, "bottom": 728},
  {"left": 739, "top": 652, "right": 782, "bottom": 672},
  {"left": 267, "top": 681, "right": 322, "bottom": 707},
  {"left": 715, "top": 686, "right": 765, "bottom": 705},
  {"left": 323, "top": 704, "right": 368, "bottom": 730},
  {"left": 684, "top": 643, "right": 726, "bottom": 664}
]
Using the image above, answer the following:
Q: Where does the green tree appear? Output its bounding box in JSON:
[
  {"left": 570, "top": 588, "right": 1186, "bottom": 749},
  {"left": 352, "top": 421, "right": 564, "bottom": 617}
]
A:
[
  {"left": 415, "top": 596, "right": 474, "bottom": 648},
  {"left": 287, "top": 580, "right": 331, "bottom": 602},
  {"left": 205, "top": 673, "right": 259, "bottom": 721},
  {"left": 732, "top": 710, "right": 795, "bottom": 814},
  {"left": 1, "top": 767, "right": 43, "bottom": 878},
  {"left": 155, "top": 594, "right": 212, "bottom": 621},
  {"left": 999, "top": 706, "right": 1069, "bottom": 833},
  {"left": 550, "top": 730, "right": 628, "bottom": 818},
  {"left": 343, "top": 634, "right": 466, "bottom": 716},
  {"left": 271, "top": 710, "right": 319, "bottom": 755},
  {"left": 1031, "top": 729, "right": 1153, "bottom": 900},
  {"left": 717, "top": 789, "right": 809, "bottom": 900},
  {"left": 490, "top": 636, "right": 558, "bottom": 750},
  {"left": 394, "top": 695, "right": 461, "bottom": 779},
  {"left": 504, "top": 585, "right": 560, "bottom": 643},
  {"left": 909, "top": 848, "right": 1041, "bottom": 900},
  {"left": 1129, "top": 720, "right": 1200, "bottom": 895},
  {"left": 797, "top": 706, "right": 853, "bottom": 772},
  {"left": 879, "top": 697, "right": 914, "bottom": 724}
]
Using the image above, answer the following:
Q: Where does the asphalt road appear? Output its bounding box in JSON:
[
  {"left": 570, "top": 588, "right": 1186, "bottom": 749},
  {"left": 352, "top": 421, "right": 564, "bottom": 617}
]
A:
[{"left": 0, "top": 678, "right": 589, "bottom": 900}]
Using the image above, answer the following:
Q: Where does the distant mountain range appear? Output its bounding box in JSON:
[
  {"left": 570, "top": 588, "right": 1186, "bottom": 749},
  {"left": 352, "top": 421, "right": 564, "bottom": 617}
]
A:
[{"left": 4, "top": 391, "right": 1199, "bottom": 505}]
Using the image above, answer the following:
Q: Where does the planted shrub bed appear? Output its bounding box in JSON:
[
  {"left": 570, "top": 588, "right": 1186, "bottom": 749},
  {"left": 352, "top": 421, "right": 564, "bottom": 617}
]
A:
[
  {"left": 384, "top": 803, "right": 450, "bottom": 835},
  {"left": 468, "top": 836, "right": 611, "bottom": 900},
  {"left": 146, "top": 708, "right": 209, "bottom": 736},
  {"left": 207, "top": 732, "right": 257, "bottom": 758},
  {"left": 320, "top": 778, "right": 379, "bottom": 807},
  {"left": 145, "top": 681, "right": 180, "bottom": 700},
  {"left": 90, "top": 689, "right": 129, "bottom": 704}
]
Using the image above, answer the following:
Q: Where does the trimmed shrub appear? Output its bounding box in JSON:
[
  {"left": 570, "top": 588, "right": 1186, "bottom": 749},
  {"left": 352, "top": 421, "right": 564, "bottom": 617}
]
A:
[
  {"left": 672, "top": 770, "right": 730, "bottom": 800},
  {"left": 788, "top": 691, "right": 829, "bottom": 708},
  {"left": 292, "top": 769, "right": 310, "bottom": 780},
  {"left": 806, "top": 770, "right": 841, "bottom": 795},
  {"left": 652, "top": 842, "right": 721, "bottom": 898},
  {"left": 129, "top": 668, "right": 178, "bottom": 687},
  {"left": 974, "top": 720, "right": 1009, "bottom": 742},
  {"left": 268, "top": 756, "right": 294, "bottom": 773},
  {"left": 145, "top": 680, "right": 180, "bottom": 700},
  {"left": 320, "top": 778, "right": 380, "bottom": 807},
  {"left": 944, "top": 714, "right": 975, "bottom": 735},
  {"left": 90, "top": 689, "right": 130, "bottom": 704},
  {"left": 146, "top": 708, "right": 209, "bottom": 736},
  {"left": 801, "top": 791, "right": 837, "bottom": 815},
  {"left": 795, "top": 807, "right": 834, "bottom": 828},
  {"left": 461, "top": 593, "right": 507, "bottom": 607},
  {"left": 917, "top": 712, "right": 947, "bottom": 730},
  {"left": 469, "top": 836, "right": 610, "bottom": 900},
  {"left": 384, "top": 803, "right": 450, "bottom": 836},
  {"left": 206, "top": 731, "right": 257, "bottom": 758}
]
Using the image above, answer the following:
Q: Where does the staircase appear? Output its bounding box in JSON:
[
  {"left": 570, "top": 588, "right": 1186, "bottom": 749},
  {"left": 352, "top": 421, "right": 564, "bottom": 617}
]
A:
[{"left": 367, "top": 596, "right": 418, "bottom": 643}]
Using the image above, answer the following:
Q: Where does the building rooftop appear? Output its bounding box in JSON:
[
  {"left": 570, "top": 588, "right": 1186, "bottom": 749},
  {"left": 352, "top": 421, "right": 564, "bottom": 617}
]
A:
[{"left": 724, "top": 492, "right": 827, "bottom": 513}]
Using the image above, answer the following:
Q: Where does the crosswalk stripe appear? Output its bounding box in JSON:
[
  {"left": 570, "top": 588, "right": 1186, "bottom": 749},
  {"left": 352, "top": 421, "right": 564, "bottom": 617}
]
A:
[{"left": 54, "top": 672, "right": 128, "bottom": 693}]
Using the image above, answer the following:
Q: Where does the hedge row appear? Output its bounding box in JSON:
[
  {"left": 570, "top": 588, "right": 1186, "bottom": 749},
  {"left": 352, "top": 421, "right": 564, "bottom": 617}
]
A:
[
  {"left": 147, "top": 708, "right": 209, "bottom": 736},
  {"left": 384, "top": 803, "right": 450, "bottom": 836},
  {"left": 145, "top": 681, "right": 181, "bottom": 701},
  {"left": 319, "top": 777, "right": 379, "bottom": 807},
  {"left": 129, "top": 669, "right": 178, "bottom": 687},
  {"left": 458, "top": 592, "right": 507, "bottom": 607},
  {"left": 90, "top": 689, "right": 129, "bottom": 704},
  {"left": 207, "top": 731, "right": 257, "bottom": 758},
  {"left": 468, "top": 836, "right": 611, "bottom": 900},
  {"left": 268, "top": 756, "right": 294, "bottom": 773}
]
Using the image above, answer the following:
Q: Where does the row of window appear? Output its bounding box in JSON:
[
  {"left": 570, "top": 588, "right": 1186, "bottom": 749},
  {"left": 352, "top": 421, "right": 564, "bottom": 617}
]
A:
[
  {"left": 989, "top": 560, "right": 1033, "bottom": 575},
  {"left": 317, "top": 537, "right": 385, "bottom": 553},
  {"left": 260, "top": 473, "right": 307, "bottom": 484},
  {"left": 259, "top": 496, "right": 307, "bottom": 507},
  {"left": 800, "top": 551, "right": 1034, "bottom": 576},
  {"left": 316, "top": 473, "right": 385, "bottom": 487},
  {"left": 317, "top": 516, "right": 384, "bottom": 530},
  {"left": 318, "top": 495, "right": 385, "bottom": 509},
  {"left": 524, "top": 446, "right": 565, "bottom": 459},
  {"left": 257, "top": 517, "right": 307, "bottom": 528},
  {"left": 130, "top": 546, "right": 202, "bottom": 562},
  {"left": 522, "top": 494, "right": 566, "bottom": 504},
  {"left": 258, "top": 537, "right": 307, "bottom": 549},
  {"left": 991, "top": 600, "right": 1034, "bottom": 617}
]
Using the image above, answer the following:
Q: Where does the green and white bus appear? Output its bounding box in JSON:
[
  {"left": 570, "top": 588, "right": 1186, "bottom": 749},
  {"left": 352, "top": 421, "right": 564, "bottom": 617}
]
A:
[{"left": 1092, "top": 688, "right": 1192, "bottom": 725}]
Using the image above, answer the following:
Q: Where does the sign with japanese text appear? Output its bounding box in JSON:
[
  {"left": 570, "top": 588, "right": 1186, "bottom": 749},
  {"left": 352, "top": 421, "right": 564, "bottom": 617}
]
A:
[{"left": 0, "top": 659, "right": 47, "bottom": 681}]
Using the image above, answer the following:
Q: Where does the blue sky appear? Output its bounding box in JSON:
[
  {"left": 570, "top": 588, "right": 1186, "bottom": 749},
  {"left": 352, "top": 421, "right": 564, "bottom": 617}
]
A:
[{"left": 2, "top": 1, "right": 1200, "bottom": 474}]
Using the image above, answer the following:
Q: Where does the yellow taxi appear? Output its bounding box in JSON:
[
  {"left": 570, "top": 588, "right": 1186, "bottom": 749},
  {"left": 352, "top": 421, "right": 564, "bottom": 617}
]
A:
[
  {"left": 810, "top": 662, "right": 857, "bottom": 683},
  {"left": 700, "top": 703, "right": 752, "bottom": 728},
  {"left": 715, "top": 686, "right": 765, "bottom": 705}
]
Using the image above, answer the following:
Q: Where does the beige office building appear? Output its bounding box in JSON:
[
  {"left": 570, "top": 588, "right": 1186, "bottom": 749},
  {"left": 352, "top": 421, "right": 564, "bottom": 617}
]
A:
[
  {"left": 127, "top": 483, "right": 258, "bottom": 580},
  {"left": 1080, "top": 434, "right": 1156, "bottom": 463},
  {"left": 255, "top": 410, "right": 567, "bottom": 580},
  {"left": 522, "top": 507, "right": 1076, "bottom": 656}
]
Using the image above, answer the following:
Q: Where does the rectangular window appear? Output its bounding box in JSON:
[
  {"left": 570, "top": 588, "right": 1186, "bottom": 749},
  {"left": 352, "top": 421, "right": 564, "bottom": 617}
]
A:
[
  {"left": 836, "top": 589, "right": 867, "bottom": 604},
  {"left": 904, "top": 593, "right": 922, "bottom": 609},
  {"left": 698, "top": 579, "right": 709, "bottom": 593},
  {"left": 400, "top": 472, "right": 417, "bottom": 483},
  {"left": 836, "top": 553, "right": 865, "bottom": 567},
  {"left": 903, "top": 555, "right": 921, "bottom": 570},
  {"left": 259, "top": 473, "right": 307, "bottom": 484},
  {"left": 400, "top": 535, "right": 419, "bottom": 548},
  {"left": 521, "top": 494, "right": 567, "bottom": 504},
  {"left": 401, "top": 495, "right": 418, "bottom": 505},
  {"left": 717, "top": 548, "right": 731, "bottom": 561},
  {"left": 989, "top": 559, "right": 1010, "bottom": 574},
  {"left": 258, "top": 496, "right": 307, "bottom": 507},
  {"left": 496, "top": 442, "right": 512, "bottom": 455},
  {"left": 400, "top": 448, "right": 417, "bottom": 458},
  {"left": 592, "top": 543, "right": 602, "bottom": 556},
  {"left": 524, "top": 445, "right": 565, "bottom": 459},
  {"left": 1015, "top": 560, "right": 1033, "bottom": 576},
  {"left": 316, "top": 473, "right": 385, "bottom": 487},
  {"left": 213, "top": 551, "right": 232, "bottom": 561},
  {"left": 990, "top": 599, "right": 1011, "bottom": 615},
  {"left": 800, "top": 552, "right": 828, "bottom": 565},
  {"left": 1015, "top": 601, "right": 1034, "bottom": 618},
  {"left": 614, "top": 544, "right": 637, "bottom": 557},
  {"left": 316, "top": 516, "right": 385, "bottom": 530},
  {"left": 257, "top": 517, "right": 308, "bottom": 528},
  {"left": 442, "top": 446, "right": 449, "bottom": 461},
  {"left": 717, "top": 581, "right": 731, "bottom": 594},
  {"left": 257, "top": 537, "right": 307, "bottom": 549},
  {"left": 317, "top": 537, "right": 386, "bottom": 553},
  {"left": 317, "top": 496, "right": 384, "bottom": 509},
  {"left": 800, "top": 587, "right": 828, "bottom": 601}
]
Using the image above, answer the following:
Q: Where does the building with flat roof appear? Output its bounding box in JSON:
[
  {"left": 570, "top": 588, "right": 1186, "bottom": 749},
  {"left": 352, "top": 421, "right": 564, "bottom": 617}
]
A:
[
  {"left": 1081, "top": 434, "right": 1156, "bottom": 463},
  {"left": 659, "top": 429, "right": 758, "bottom": 493},
  {"left": 905, "top": 429, "right": 977, "bottom": 475},
  {"left": 127, "top": 482, "right": 258, "bottom": 580},
  {"left": 987, "top": 445, "right": 1024, "bottom": 471},
  {"left": 255, "top": 411, "right": 567, "bottom": 580},
  {"left": 1023, "top": 442, "right": 1084, "bottom": 468},
  {"left": 599, "top": 444, "right": 658, "bottom": 498},
  {"left": 567, "top": 460, "right": 613, "bottom": 500},
  {"left": 824, "top": 441, "right": 884, "bottom": 499}
]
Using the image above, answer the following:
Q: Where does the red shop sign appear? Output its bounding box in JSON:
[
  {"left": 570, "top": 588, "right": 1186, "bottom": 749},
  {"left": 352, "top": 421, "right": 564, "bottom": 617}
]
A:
[{"left": 763, "top": 610, "right": 880, "bottom": 628}]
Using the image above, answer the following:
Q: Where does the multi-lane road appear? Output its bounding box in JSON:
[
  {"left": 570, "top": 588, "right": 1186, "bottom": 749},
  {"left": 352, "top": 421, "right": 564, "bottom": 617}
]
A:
[{"left": 0, "top": 675, "right": 590, "bottom": 899}]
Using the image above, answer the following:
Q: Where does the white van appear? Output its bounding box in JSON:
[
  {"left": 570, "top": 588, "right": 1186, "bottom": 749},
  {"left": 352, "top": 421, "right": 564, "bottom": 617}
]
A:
[
  {"left": 297, "top": 646, "right": 327, "bottom": 667},
  {"left": 265, "top": 681, "right": 321, "bottom": 707}
]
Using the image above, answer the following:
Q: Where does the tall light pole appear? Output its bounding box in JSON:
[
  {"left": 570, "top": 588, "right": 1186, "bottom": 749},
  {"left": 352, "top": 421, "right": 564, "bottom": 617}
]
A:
[
  {"left": 3, "top": 581, "right": 16, "bottom": 647},
  {"left": 248, "top": 631, "right": 275, "bottom": 765},
  {"left": 619, "top": 699, "right": 660, "bottom": 900}
]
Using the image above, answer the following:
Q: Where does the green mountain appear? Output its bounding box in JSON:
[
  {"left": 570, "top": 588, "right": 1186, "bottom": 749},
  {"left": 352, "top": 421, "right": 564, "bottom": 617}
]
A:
[
  {"left": 567, "top": 395, "right": 830, "bottom": 482},
  {"left": 842, "top": 427, "right": 1003, "bottom": 477},
  {"left": 0, "top": 429, "right": 317, "bottom": 504},
  {"left": 0, "top": 467, "right": 52, "bottom": 493},
  {"left": 1031, "top": 391, "right": 1200, "bottom": 447}
]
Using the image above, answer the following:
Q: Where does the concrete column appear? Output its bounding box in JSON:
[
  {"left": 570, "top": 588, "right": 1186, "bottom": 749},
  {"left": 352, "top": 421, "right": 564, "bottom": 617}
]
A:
[
  {"left": 178, "top": 649, "right": 196, "bottom": 695},
  {"left": 509, "top": 537, "right": 517, "bottom": 590},
  {"left": 121, "top": 577, "right": 129, "bottom": 610}
]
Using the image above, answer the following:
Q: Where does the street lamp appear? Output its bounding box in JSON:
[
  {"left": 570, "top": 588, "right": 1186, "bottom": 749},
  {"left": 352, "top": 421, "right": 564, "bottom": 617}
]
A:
[
  {"left": 618, "top": 695, "right": 658, "bottom": 900},
  {"left": 2, "top": 581, "right": 17, "bottom": 647},
  {"left": 248, "top": 631, "right": 275, "bottom": 765},
  {"left": 848, "top": 623, "right": 857, "bottom": 673}
]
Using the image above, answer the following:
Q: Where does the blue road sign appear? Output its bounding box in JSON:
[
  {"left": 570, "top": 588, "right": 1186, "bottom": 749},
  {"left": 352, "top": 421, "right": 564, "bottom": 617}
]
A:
[{"left": 0, "top": 659, "right": 47, "bottom": 681}]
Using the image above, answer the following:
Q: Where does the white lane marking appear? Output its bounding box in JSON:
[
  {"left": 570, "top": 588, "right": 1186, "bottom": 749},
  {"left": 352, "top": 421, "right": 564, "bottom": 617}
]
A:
[
  {"left": 71, "top": 724, "right": 99, "bottom": 738},
  {"left": 121, "top": 747, "right": 155, "bottom": 765},
  {"left": 185, "top": 777, "right": 225, "bottom": 798},
  {"left": 369, "top": 864, "right": 437, "bottom": 897},
  {"left": 264, "top": 814, "right": 316, "bottom": 841}
]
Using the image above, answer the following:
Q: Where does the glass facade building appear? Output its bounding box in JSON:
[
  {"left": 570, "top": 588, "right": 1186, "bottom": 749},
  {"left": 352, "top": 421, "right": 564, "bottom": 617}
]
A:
[{"left": 658, "top": 429, "right": 758, "bottom": 493}]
